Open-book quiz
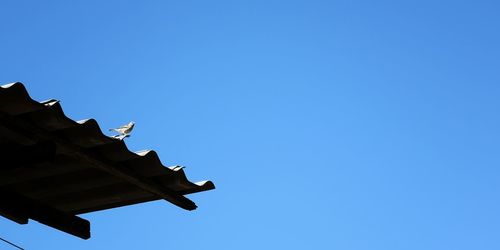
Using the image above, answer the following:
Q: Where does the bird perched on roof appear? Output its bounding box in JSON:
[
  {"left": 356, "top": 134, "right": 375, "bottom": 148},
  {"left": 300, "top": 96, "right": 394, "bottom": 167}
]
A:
[{"left": 109, "top": 121, "right": 135, "bottom": 140}]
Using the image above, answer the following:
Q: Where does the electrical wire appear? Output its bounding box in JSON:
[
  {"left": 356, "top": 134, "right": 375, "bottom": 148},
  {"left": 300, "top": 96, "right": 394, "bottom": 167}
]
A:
[{"left": 0, "top": 236, "right": 24, "bottom": 250}]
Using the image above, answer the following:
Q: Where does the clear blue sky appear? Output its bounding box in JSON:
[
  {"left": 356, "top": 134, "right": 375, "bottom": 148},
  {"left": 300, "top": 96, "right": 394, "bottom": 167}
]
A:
[{"left": 1, "top": 1, "right": 499, "bottom": 249}]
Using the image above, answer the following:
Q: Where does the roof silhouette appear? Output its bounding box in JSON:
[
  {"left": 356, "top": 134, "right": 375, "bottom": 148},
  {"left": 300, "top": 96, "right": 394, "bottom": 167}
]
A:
[{"left": 0, "top": 82, "right": 214, "bottom": 239}]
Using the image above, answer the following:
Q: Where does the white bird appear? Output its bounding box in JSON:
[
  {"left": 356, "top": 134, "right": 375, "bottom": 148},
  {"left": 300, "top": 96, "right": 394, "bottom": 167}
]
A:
[{"left": 109, "top": 121, "right": 135, "bottom": 136}]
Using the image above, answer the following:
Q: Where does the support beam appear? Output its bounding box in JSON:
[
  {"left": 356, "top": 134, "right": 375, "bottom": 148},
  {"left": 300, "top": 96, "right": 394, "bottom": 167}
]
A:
[
  {"left": 0, "top": 202, "right": 28, "bottom": 224},
  {"left": 0, "top": 190, "right": 90, "bottom": 239}
]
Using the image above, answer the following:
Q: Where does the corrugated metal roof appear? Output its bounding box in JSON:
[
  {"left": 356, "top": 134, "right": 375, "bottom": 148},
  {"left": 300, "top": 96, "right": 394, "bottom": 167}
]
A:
[{"left": 0, "top": 82, "right": 215, "bottom": 239}]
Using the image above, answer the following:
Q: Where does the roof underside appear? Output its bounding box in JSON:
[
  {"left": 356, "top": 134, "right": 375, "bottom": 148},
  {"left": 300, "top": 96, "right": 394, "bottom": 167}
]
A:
[{"left": 0, "top": 82, "right": 214, "bottom": 239}]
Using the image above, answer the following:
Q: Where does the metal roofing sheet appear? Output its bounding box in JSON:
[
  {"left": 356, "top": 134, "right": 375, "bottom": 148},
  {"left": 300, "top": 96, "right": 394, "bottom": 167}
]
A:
[{"left": 0, "top": 82, "right": 215, "bottom": 239}]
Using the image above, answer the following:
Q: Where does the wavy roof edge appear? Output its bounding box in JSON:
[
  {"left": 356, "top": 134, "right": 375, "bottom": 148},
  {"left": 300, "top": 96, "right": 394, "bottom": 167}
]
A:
[{"left": 0, "top": 81, "right": 215, "bottom": 197}]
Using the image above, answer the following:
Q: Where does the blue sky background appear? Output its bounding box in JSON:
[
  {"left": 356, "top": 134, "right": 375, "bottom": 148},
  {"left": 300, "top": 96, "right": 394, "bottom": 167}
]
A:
[{"left": 1, "top": 1, "right": 499, "bottom": 249}]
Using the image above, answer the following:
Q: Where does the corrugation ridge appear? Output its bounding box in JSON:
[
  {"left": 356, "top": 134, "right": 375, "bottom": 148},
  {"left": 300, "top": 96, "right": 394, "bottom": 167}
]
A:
[
  {"left": 1, "top": 82, "right": 19, "bottom": 88},
  {"left": 123, "top": 150, "right": 166, "bottom": 176},
  {"left": 0, "top": 82, "right": 46, "bottom": 115},
  {"left": 56, "top": 118, "right": 115, "bottom": 148},
  {"left": 89, "top": 140, "right": 139, "bottom": 162},
  {"left": 24, "top": 101, "right": 79, "bottom": 131},
  {"left": 134, "top": 149, "right": 151, "bottom": 156},
  {"left": 169, "top": 166, "right": 202, "bottom": 186},
  {"left": 159, "top": 166, "right": 216, "bottom": 193},
  {"left": 195, "top": 180, "right": 215, "bottom": 187},
  {"left": 178, "top": 180, "right": 215, "bottom": 195}
]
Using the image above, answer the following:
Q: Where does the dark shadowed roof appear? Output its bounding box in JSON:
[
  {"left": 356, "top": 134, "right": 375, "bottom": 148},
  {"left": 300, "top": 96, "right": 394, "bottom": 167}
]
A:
[{"left": 0, "top": 82, "right": 215, "bottom": 239}]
